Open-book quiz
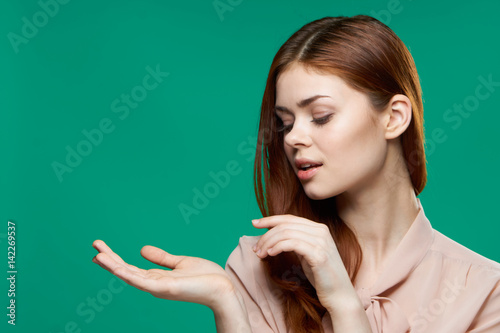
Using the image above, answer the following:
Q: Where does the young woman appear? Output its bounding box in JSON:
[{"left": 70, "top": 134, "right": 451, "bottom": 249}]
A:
[{"left": 91, "top": 15, "right": 500, "bottom": 332}]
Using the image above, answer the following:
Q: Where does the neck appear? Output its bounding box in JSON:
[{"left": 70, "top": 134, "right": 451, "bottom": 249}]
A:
[{"left": 335, "top": 162, "right": 420, "bottom": 270}]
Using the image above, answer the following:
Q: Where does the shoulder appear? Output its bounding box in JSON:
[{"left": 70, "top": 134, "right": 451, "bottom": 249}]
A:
[
  {"left": 428, "top": 229, "right": 500, "bottom": 310},
  {"left": 226, "top": 235, "right": 262, "bottom": 262},
  {"left": 238, "top": 235, "right": 262, "bottom": 248},
  {"left": 225, "top": 235, "right": 264, "bottom": 278},
  {"left": 430, "top": 229, "right": 500, "bottom": 273},
  {"left": 430, "top": 232, "right": 500, "bottom": 331},
  {"left": 412, "top": 229, "right": 500, "bottom": 331}
]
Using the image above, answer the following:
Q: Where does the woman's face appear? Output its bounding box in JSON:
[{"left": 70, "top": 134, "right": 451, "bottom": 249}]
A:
[{"left": 275, "top": 63, "right": 389, "bottom": 200}]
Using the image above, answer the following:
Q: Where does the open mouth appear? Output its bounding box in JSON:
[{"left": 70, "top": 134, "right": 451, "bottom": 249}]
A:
[
  {"left": 299, "top": 164, "right": 322, "bottom": 171},
  {"left": 297, "top": 164, "right": 323, "bottom": 180}
]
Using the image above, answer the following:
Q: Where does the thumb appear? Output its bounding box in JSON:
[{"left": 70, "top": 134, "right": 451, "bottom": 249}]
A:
[{"left": 140, "top": 245, "right": 183, "bottom": 269}]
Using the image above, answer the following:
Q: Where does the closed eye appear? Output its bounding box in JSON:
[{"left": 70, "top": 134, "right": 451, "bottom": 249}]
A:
[
  {"left": 313, "top": 114, "right": 333, "bottom": 126},
  {"left": 276, "top": 114, "right": 333, "bottom": 133}
]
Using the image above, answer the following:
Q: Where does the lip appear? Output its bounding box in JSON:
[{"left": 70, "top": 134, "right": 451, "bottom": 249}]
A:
[
  {"left": 295, "top": 157, "right": 323, "bottom": 181},
  {"left": 297, "top": 165, "right": 322, "bottom": 180},
  {"left": 294, "top": 157, "right": 323, "bottom": 170}
]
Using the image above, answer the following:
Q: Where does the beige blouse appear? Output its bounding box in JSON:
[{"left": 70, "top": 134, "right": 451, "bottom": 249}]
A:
[{"left": 225, "top": 198, "right": 500, "bottom": 332}]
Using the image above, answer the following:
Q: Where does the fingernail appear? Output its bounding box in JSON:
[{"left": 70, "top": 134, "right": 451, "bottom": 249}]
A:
[
  {"left": 252, "top": 244, "right": 257, "bottom": 251},
  {"left": 256, "top": 249, "right": 261, "bottom": 256},
  {"left": 252, "top": 219, "right": 260, "bottom": 224}
]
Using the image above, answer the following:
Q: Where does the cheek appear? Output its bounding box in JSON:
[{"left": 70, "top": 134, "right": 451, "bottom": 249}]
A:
[{"left": 321, "top": 119, "right": 384, "bottom": 171}]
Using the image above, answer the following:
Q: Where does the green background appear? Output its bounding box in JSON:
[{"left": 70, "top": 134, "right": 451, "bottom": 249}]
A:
[{"left": 1, "top": 0, "right": 499, "bottom": 332}]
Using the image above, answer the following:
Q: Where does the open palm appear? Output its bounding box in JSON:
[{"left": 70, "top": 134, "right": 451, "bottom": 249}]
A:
[{"left": 92, "top": 239, "right": 235, "bottom": 309}]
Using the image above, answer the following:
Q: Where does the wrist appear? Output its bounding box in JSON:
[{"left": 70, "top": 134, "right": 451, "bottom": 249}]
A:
[
  {"left": 326, "top": 295, "right": 371, "bottom": 333},
  {"left": 324, "top": 290, "right": 365, "bottom": 315},
  {"left": 211, "top": 289, "right": 252, "bottom": 333},
  {"left": 210, "top": 289, "right": 245, "bottom": 314}
]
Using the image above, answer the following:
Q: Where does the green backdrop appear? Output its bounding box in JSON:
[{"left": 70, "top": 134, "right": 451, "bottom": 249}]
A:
[{"left": 1, "top": 0, "right": 499, "bottom": 332}]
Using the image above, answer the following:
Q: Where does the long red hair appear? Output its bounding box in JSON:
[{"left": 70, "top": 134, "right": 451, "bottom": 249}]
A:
[{"left": 253, "top": 15, "right": 426, "bottom": 332}]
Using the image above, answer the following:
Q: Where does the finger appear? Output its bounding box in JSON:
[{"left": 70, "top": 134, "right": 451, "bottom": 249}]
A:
[
  {"left": 94, "top": 252, "right": 147, "bottom": 278},
  {"left": 252, "top": 215, "right": 326, "bottom": 230},
  {"left": 92, "top": 255, "right": 132, "bottom": 277},
  {"left": 254, "top": 223, "right": 317, "bottom": 253},
  {"left": 265, "top": 238, "right": 318, "bottom": 263},
  {"left": 92, "top": 239, "right": 127, "bottom": 265},
  {"left": 93, "top": 254, "right": 168, "bottom": 294},
  {"left": 140, "top": 245, "right": 184, "bottom": 270},
  {"left": 92, "top": 247, "right": 146, "bottom": 275},
  {"left": 92, "top": 240, "right": 151, "bottom": 275},
  {"left": 92, "top": 256, "right": 112, "bottom": 273},
  {"left": 254, "top": 229, "right": 317, "bottom": 258}
]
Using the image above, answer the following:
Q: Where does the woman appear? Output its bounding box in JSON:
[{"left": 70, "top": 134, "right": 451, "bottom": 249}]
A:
[{"left": 91, "top": 15, "right": 500, "bottom": 332}]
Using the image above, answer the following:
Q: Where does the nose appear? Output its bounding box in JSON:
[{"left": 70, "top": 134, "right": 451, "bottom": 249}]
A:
[{"left": 283, "top": 118, "right": 312, "bottom": 148}]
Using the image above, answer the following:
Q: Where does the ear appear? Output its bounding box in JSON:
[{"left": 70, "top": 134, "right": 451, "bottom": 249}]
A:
[{"left": 383, "top": 94, "right": 412, "bottom": 140}]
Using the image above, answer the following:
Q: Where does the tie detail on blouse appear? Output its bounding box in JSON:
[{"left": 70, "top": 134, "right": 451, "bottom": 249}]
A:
[{"left": 358, "top": 288, "right": 410, "bottom": 333}]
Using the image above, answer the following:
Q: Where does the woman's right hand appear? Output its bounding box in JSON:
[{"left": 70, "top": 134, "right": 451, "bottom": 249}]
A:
[{"left": 91, "top": 239, "right": 237, "bottom": 310}]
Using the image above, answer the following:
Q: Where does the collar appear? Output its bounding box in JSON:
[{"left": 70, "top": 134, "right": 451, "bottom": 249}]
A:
[
  {"left": 356, "top": 197, "right": 435, "bottom": 332},
  {"left": 366, "top": 197, "right": 435, "bottom": 296}
]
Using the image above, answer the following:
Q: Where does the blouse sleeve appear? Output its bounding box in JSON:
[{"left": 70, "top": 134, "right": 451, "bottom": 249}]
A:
[
  {"left": 225, "top": 236, "right": 287, "bottom": 333},
  {"left": 466, "top": 266, "right": 500, "bottom": 332}
]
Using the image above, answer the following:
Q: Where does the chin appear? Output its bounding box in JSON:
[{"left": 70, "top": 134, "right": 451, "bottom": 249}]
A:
[
  {"left": 302, "top": 186, "right": 333, "bottom": 201},
  {"left": 302, "top": 182, "right": 344, "bottom": 201}
]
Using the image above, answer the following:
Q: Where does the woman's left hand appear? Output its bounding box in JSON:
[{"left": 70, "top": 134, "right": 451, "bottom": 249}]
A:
[{"left": 252, "top": 214, "right": 356, "bottom": 312}]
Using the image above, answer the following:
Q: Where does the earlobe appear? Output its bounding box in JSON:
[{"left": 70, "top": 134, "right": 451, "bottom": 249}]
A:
[{"left": 384, "top": 94, "right": 412, "bottom": 140}]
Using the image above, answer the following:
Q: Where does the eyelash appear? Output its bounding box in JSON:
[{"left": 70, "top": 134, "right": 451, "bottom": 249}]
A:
[{"left": 276, "top": 114, "right": 333, "bottom": 133}]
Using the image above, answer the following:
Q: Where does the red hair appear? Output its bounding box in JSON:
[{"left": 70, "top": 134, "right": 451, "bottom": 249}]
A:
[{"left": 253, "top": 15, "right": 426, "bottom": 332}]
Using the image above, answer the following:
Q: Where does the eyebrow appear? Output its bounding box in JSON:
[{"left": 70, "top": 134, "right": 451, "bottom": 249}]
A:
[{"left": 274, "top": 95, "right": 332, "bottom": 114}]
